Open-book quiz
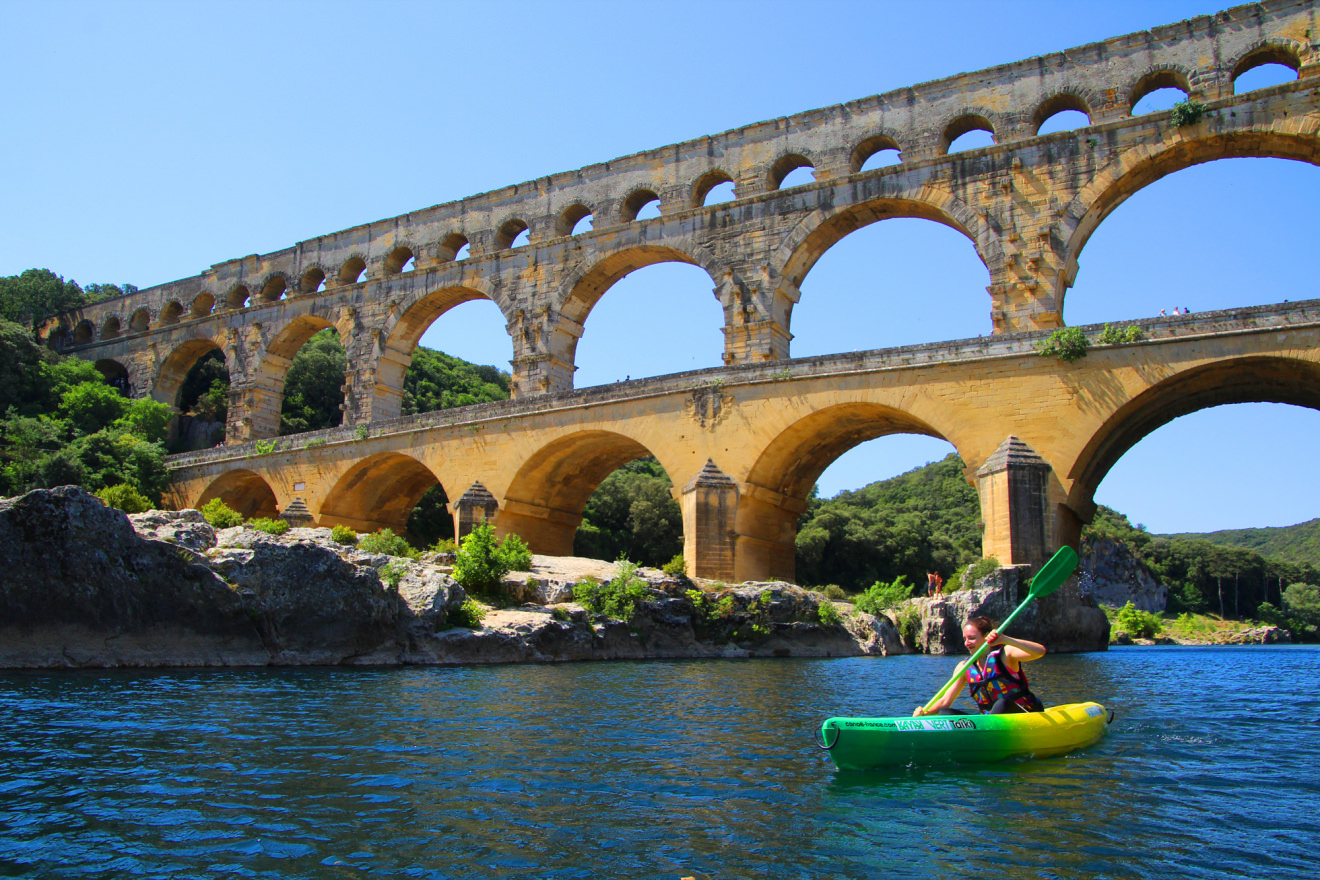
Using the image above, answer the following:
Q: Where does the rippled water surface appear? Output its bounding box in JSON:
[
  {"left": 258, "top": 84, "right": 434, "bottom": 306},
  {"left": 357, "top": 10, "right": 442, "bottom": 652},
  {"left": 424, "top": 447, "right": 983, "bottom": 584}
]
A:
[{"left": 2, "top": 647, "right": 1317, "bottom": 879}]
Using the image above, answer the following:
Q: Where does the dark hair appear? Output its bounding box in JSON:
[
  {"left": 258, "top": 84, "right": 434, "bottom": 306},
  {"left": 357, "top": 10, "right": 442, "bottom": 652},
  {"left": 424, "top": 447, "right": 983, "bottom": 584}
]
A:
[{"left": 965, "top": 615, "right": 996, "bottom": 634}]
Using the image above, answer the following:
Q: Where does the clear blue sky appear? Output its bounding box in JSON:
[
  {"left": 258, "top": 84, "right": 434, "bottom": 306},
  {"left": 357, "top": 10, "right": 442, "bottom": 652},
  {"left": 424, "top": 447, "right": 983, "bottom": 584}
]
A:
[{"left": 2, "top": 0, "right": 1316, "bottom": 534}]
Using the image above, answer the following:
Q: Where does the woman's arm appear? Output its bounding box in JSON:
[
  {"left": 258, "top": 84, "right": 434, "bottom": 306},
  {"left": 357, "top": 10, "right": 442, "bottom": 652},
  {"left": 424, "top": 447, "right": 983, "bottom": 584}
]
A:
[
  {"left": 987, "top": 631, "right": 1046, "bottom": 671},
  {"left": 913, "top": 668, "right": 968, "bottom": 716}
]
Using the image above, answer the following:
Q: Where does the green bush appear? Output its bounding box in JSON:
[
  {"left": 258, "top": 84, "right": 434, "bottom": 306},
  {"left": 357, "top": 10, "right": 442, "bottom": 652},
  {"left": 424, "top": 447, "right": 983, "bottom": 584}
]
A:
[
  {"left": 200, "top": 497, "right": 243, "bottom": 529},
  {"left": 1098, "top": 323, "right": 1145, "bottom": 345},
  {"left": 954, "top": 557, "right": 1001, "bottom": 592},
  {"left": 1170, "top": 99, "right": 1206, "bottom": 127},
  {"left": 854, "top": 575, "right": 914, "bottom": 615},
  {"left": 330, "top": 524, "right": 358, "bottom": 545},
  {"left": 1115, "top": 601, "right": 1163, "bottom": 639},
  {"left": 358, "top": 528, "right": 420, "bottom": 559},
  {"left": 248, "top": 517, "right": 290, "bottom": 536},
  {"left": 380, "top": 559, "right": 409, "bottom": 591},
  {"left": 897, "top": 607, "right": 921, "bottom": 646},
  {"left": 662, "top": 554, "right": 687, "bottom": 578},
  {"left": 573, "top": 561, "right": 649, "bottom": 622},
  {"left": 253, "top": 439, "right": 278, "bottom": 455},
  {"left": 451, "top": 523, "right": 529, "bottom": 593},
  {"left": 817, "top": 600, "right": 842, "bottom": 626},
  {"left": 431, "top": 537, "right": 457, "bottom": 554},
  {"left": 822, "top": 584, "right": 848, "bottom": 601},
  {"left": 1035, "top": 327, "right": 1090, "bottom": 362},
  {"left": 449, "top": 597, "right": 487, "bottom": 629},
  {"left": 1255, "top": 602, "right": 1287, "bottom": 628},
  {"left": 95, "top": 483, "right": 151, "bottom": 514}
]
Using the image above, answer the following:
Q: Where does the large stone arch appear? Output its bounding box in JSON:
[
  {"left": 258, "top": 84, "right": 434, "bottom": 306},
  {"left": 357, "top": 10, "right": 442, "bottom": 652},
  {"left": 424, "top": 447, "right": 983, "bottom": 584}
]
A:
[
  {"left": 154, "top": 336, "right": 225, "bottom": 407},
  {"left": 1056, "top": 122, "right": 1320, "bottom": 312},
  {"left": 1064, "top": 354, "right": 1320, "bottom": 530},
  {"left": 244, "top": 314, "right": 341, "bottom": 439},
  {"left": 371, "top": 282, "right": 511, "bottom": 419},
  {"left": 736, "top": 402, "right": 954, "bottom": 583},
  {"left": 317, "top": 452, "right": 443, "bottom": 534},
  {"left": 770, "top": 190, "right": 995, "bottom": 347},
  {"left": 551, "top": 243, "right": 724, "bottom": 381},
  {"left": 196, "top": 469, "right": 279, "bottom": 520},
  {"left": 497, "top": 430, "right": 661, "bottom": 556}
]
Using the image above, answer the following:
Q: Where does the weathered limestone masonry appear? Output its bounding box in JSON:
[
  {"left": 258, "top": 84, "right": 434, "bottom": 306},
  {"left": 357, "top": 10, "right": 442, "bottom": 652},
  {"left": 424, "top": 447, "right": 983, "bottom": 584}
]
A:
[
  {"left": 46, "top": 0, "right": 1320, "bottom": 582},
  {"left": 161, "top": 302, "right": 1320, "bottom": 584}
]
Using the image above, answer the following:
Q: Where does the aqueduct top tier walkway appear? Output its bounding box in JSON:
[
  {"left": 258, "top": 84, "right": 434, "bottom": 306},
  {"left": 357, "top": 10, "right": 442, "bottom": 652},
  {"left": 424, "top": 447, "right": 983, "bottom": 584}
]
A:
[{"left": 46, "top": 0, "right": 1320, "bottom": 445}]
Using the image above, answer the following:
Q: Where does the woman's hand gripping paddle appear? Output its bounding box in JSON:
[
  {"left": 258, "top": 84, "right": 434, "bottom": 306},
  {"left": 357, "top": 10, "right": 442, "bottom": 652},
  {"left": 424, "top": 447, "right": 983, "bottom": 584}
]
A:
[{"left": 917, "top": 545, "right": 1079, "bottom": 716}]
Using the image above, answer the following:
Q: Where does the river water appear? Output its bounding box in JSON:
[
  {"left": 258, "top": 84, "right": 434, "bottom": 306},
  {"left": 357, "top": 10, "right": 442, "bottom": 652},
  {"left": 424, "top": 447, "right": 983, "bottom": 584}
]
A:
[{"left": 1, "top": 647, "right": 1316, "bottom": 879}]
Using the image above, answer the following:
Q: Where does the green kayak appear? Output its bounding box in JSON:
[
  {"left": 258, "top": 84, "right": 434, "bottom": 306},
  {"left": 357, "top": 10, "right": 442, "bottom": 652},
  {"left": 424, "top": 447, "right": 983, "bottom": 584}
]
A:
[{"left": 819, "top": 702, "right": 1112, "bottom": 770}]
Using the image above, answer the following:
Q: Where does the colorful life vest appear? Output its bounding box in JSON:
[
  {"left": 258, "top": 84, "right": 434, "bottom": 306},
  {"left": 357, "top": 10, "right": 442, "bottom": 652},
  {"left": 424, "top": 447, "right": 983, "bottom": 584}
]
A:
[{"left": 965, "top": 648, "right": 1043, "bottom": 713}]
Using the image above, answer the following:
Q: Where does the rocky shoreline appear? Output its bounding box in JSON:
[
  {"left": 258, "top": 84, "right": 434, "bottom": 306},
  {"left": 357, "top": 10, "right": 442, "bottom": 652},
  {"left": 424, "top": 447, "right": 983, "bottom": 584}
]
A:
[{"left": 0, "top": 487, "right": 1119, "bottom": 670}]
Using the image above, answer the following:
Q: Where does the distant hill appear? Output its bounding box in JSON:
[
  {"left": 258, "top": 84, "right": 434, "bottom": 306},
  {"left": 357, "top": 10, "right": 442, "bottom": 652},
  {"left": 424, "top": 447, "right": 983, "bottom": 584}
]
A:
[{"left": 1161, "top": 519, "right": 1320, "bottom": 568}]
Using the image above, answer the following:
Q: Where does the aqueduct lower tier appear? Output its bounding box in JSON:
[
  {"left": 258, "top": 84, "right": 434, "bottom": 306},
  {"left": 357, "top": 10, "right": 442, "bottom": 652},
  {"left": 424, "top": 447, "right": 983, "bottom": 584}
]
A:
[
  {"left": 165, "top": 303, "right": 1320, "bottom": 582},
  {"left": 46, "top": 0, "right": 1320, "bottom": 446}
]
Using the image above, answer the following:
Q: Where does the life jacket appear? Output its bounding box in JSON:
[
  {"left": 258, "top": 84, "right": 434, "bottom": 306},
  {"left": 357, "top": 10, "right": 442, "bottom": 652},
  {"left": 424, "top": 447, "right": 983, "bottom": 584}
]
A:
[{"left": 965, "top": 648, "right": 1043, "bottom": 713}]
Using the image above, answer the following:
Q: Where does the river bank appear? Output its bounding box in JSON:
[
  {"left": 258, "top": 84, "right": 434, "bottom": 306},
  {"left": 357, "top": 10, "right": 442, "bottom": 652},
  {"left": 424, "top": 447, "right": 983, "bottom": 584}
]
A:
[{"left": 1, "top": 487, "right": 1113, "bottom": 669}]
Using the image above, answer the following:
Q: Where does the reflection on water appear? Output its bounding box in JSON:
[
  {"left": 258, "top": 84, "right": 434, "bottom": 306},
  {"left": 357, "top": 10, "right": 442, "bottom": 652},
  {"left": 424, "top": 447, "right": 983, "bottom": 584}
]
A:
[{"left": 1, "top": 648, "right": 1317, "bottom": 879}]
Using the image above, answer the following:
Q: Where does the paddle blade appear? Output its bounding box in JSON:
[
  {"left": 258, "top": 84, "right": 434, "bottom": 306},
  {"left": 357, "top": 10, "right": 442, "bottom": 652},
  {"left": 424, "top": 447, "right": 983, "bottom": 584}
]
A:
[{"left": 1028, "top": 545, "right": 1079, "bottom": 600}]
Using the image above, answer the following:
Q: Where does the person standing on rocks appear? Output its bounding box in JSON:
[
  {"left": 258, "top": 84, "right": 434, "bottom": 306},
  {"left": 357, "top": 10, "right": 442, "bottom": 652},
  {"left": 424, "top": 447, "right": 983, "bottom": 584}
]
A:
[{"left": 913, "top": 615, "right": 1046, "bottom": 716}]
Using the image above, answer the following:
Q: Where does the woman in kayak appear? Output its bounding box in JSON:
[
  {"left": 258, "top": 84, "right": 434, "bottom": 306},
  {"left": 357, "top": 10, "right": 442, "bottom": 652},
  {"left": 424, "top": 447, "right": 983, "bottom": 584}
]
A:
[{"left": 914, "top": 615, "right": 1046, "bottom": 716}]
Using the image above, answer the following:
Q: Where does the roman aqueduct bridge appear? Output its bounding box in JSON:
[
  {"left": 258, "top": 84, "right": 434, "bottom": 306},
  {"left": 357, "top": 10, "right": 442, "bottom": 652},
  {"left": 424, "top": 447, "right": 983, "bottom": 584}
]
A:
[{"left": 48, "top": 0, "right": 1320, "bottom": 582}]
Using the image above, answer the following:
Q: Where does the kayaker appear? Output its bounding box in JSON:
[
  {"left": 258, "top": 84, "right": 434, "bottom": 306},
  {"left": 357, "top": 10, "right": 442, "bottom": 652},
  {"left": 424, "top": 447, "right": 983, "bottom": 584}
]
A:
[{"left": 913, "top": 615, "right": 1046, "bottom": 716}]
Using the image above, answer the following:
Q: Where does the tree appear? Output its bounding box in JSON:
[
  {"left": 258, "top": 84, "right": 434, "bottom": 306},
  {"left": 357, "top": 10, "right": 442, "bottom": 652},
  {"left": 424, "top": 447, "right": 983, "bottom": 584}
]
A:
[
  {"left": 0, "top": 270, "right": 85, "bottom": 332},
  {"left": 573, "top": 457, "right": 682, "bottom": 567},
  {"left": 279, "top": 329, "right": 346, "bottom": 435}
]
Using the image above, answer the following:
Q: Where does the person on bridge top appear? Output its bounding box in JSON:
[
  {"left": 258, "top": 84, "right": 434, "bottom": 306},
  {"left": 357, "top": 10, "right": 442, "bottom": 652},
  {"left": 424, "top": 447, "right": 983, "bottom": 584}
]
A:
[{"left": 913, "top": 615, "right": 1046, "bottom": 716}]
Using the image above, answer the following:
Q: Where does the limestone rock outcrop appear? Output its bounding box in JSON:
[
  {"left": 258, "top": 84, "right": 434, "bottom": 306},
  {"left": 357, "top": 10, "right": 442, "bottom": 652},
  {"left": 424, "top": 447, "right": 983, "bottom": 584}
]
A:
[
  {"left": 909, "top": 565, "right": 1110, "bottom": 654},
  {"left": 1080, "top": 536, "right": 1167, "bottom": 612},
  {"left": 1, "top": 488, "right": 1109, "bottom": 669}
]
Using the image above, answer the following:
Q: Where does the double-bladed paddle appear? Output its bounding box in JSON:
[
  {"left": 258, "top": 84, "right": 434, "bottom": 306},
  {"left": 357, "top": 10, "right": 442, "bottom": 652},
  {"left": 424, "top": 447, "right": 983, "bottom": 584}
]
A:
[{"left": 918, "top": 545, "right": 1080, "bottom": 715}]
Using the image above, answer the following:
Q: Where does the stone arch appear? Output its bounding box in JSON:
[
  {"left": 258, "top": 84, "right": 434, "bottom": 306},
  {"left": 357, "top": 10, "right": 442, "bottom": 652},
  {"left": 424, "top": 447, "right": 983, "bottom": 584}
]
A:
[
  {"left": 620, "top": 187, "right": 661, "bottom": 222},
  {"left": 384, "top": 245, "right": 415, "bottom": 274},
  {"left": 338, "top": 255, "right": 367, "bottom": 285},
  {"left": 318, "top": 452, "right": 443, "bottom": 535},
  {"left": 299, "top": 267, "right": 327, "bottom": 294},
  {"left": 72, "top": 320, "right": 94, "bottom": 346},
  {"left": 191, "top": 292, "right": 215, "bottom": 318},
  {"left": 372, "top": 281, "right": 512, "bottom": 420},
  {"left": 154, "top": 336, "right": 225, "bottom": 406},
  {"left": 941, "top": 110, "right": 1000, "bottom": 152},
  {"left": 737, "top": 402, "right": 955, "bottom": 582},
  {"left": 1126, "top": 66, "right": 1194, "bottom": 111},
  {"left": 768, "top": 152, "right": 817, "bottom": 190},
  {"left": 438, "top": 232, "right": 470, "bottom": 261},
  {"left": 95, "top": 359, "right": 131, "bottom": 395},
  {"left": 1032, "top": 92, "right": 1094, "bottom": 134},
  {"left": 772, "top": 191, "right": 996, "bottom": 338},
  {"left": 1057, "top": 123, "right": 1320, "bottom": 311},
  {"left": 557, "top": 203, "right": 595, "bottom": 236},
  {"left": 100, "top": 315, "right": 121, "bottom": 339},
  {"left": 129, "top": 307, "right": 151, "bottom": 332},
  {"left": 691, "top": 168, "right": 736, "bottom": 206},
  {"left": 499, "top": 430, "right": 660, "bottom": 556},
  {"left": 226, "top": 284, "right": 251, "bottom": 310},
  {"left": 1065, "top": 355, "right": 1320, "bottom": 525},
  {"left": 196, "top": 469, "right": 279, "bottom": 521},
  {"left": 495, "top": 217, "right": 530, "bottom": 250},
  {"left": 552, "top": 242, "right": 722, "bottom": 373},
  {"left": 850, "top": 132, "right": 904, "bottom": 173},
  {"left": 1230, "top": 39, "right": 1303, "bottom": 88},
  {"left": 160, "top": 301, "right": 184, "bottom": 324},
  {"left": 258, "top": 274, "right": 289, "bottom": 303}
]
